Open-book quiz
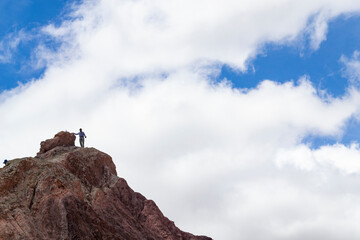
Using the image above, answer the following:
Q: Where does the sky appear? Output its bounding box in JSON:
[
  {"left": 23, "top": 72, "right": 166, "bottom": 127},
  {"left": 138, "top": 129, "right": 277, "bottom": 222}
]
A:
[{"left": 2, "top": 0, "right": 360, "bottom": 239}]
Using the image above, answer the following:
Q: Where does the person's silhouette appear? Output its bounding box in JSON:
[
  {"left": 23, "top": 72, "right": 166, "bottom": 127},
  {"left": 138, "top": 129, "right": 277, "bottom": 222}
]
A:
[{"left": 75, "top": 128, "right": 87, "bottom": 147}]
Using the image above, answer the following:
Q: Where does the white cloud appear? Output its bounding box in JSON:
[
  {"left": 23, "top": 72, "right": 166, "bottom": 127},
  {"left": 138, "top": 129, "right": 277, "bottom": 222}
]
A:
[
  {"left": 0, "top": 30, "right": 29, "bottom": 63},
  {"left": 2, "top": 0, "right": 360, "bottom": 239},
  {"left": 341, "top": 50, "right": 360, "bottom": 86},
  {"left": 306, "top": 11, "right": 330, "bottom": 50},
  {"left": 36, "top": 0, "right": 360, "bottom": 73},
  {"left": 277, "top": 143, "right": 360, "bottom": 174}
]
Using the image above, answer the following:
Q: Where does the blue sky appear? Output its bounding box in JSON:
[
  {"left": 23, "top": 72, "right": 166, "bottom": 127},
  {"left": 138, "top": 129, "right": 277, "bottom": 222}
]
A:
[
  {"left": 1, "top": 1, "right": 359, "bottom": 96},
  {"left": 220, "top": 15, "right": 360, "bottom": 97},
  {"left": 2, "top": 1, "right": 360, "bottom": 239},
  {"left": 218, "top": 15, "right": 360, "bottom": 148},
  {"left": 2, "top": 1, "right": 360, "bottom": 96},
  {"left": 0, "top": 0, "right": 76, "bottom": 90},
  {"left": 2, "top": 1, "right": 360, "bottom": 148}
]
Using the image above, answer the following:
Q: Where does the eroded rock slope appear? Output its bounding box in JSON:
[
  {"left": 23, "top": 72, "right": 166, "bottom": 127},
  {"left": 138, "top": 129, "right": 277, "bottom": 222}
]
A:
[{"left": 0, "top": 132, "right": 211, "bottom": 240}]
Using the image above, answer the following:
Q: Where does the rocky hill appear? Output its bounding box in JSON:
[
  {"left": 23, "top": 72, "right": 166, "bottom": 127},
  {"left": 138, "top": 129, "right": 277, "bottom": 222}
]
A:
[{"left": 0, "top": 131, "right": 212, "bottom": 240}]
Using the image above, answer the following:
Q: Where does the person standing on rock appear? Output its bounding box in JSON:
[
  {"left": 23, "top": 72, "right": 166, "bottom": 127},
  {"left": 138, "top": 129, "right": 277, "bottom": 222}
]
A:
[{"left": 75, "top": 128, "right": 87, "bottom": 147}]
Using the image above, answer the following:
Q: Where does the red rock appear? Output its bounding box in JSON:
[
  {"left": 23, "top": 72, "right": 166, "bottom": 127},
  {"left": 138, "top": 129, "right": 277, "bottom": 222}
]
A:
[
  {"left": 37, "top": 131, "right": 76, "bottom": 155},
  {"left": 0, "top": 132, "right": 212, "bottom": 240}
]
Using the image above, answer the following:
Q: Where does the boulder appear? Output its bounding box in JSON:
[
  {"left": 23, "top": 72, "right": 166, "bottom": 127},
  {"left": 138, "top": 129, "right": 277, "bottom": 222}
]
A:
[{"left": 37, "top": 131, "right": 76, "bottom": 155}]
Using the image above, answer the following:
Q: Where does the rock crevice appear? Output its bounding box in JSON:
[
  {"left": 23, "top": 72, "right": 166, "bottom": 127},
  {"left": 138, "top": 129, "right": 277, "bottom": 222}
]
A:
[{"left": 28, "top": 182, "right": 38, "bottom": 210}]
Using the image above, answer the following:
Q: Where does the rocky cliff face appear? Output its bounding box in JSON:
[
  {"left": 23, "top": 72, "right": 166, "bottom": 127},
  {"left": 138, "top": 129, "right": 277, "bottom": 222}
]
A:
[{"left": 0, "top": 132, "right": 212, "bottom": 240}]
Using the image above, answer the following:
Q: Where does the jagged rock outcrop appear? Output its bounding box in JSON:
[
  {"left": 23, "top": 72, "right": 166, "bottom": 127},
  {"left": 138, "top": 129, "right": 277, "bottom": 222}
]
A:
[
  {"left": 0, "top": 132, "right": 212, "bottom": 240},
  {"left": 37, "top": 131, "right": 76, "bottom": 155}
]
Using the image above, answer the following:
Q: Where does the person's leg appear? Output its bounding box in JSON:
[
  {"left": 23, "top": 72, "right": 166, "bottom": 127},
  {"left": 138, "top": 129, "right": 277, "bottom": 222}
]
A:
[{"left": 80, "top": 137, "right": 84, "bottom": 147}]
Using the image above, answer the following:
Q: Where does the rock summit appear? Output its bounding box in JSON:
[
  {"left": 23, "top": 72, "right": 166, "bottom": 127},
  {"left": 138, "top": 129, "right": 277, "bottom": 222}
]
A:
[{"left": 0, "top": 132, "right": 212, "bottom": 240}]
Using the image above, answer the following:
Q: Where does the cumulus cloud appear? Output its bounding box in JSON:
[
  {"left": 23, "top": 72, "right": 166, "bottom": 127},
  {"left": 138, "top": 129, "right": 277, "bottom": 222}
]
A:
[
  {"left": 2, "top": 0, "right": 360, "bottom": 239},
  {"left": 35, "top": 0, "right": 360, "bottom": 73},
  {"left": 276, "top": 143, "right": 360, "bottom": 174}
]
